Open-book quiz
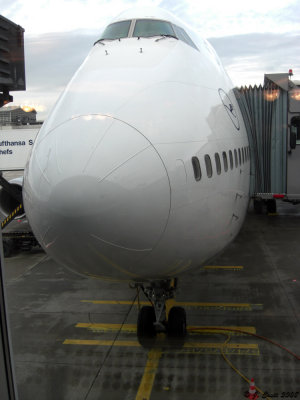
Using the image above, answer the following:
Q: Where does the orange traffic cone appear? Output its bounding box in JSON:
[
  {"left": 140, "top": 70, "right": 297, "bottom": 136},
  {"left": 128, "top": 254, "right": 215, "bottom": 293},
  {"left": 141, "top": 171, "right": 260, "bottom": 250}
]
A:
[{"left": 244, "top": 378, "right": 259, "bottom": 399}]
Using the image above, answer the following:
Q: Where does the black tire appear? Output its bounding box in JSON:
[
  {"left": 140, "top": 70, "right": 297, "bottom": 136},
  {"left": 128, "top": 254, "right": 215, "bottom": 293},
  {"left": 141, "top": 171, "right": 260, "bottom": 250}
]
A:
[
  {"left": 167, "top": 306, "right": 187, "bottom": 337},
  {"left": 266, "top": 199, "right": 277, "bottom": 214},
  {"left": 3, "top": 239, "right": 15, "bottom": 258},
  {"left": 253, "top": 199, "right": 263, "bottom": 214},
  {"left": 137, "top": 306, "right": 156, "bottom": 338}
]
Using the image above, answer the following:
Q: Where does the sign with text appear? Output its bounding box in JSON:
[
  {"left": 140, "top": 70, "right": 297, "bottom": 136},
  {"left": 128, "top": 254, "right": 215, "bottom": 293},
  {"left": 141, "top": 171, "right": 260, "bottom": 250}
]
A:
[{"left": 0, "top": 128, "right": 39, "bottom": 170}]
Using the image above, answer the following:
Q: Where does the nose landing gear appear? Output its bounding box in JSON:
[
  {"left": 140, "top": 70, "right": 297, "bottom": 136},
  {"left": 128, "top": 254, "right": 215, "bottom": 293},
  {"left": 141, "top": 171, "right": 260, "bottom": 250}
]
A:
[{"left": 135, "top": 279, "right": 187, "bottom": 338}]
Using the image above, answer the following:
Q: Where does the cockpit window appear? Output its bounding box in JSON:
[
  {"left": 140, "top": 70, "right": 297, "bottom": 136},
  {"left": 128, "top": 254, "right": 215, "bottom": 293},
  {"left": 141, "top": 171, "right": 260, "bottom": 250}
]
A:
[
  {"left": 99, "top": 20, "right": 131, "bottom": 40},
  {"left": 133, "top": 19, "right": 175, "bottom": 38},
  {"left": 96, "top": 18, "right": 198, "bottom": 51},
  {"left": 172, "top": 24, "right": 198, "bottom": 50}
]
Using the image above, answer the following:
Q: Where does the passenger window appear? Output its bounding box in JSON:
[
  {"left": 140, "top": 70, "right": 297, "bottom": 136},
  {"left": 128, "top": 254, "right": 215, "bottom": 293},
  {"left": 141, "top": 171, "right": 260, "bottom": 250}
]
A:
[
  {"left": 205, "top": 155, "right": 213, "bottom": 178},
  {"left": 222, "top": 151, "right": 228, "bottom": 172},
  {"left": 99, "top": 20, "right": 131, "bottom": 40},
  {"left": 172, "top": 24, "right": 198, "bottom": 50},
  {"left": 133, "top": 19, "right": 175, "bottom": 38},
  {"left": 215, "top": 153, "right": 221, "bottom": 175},
  {"left": 229, "top": 150, "right": 234, "bottom": 170},
  {"left": 234, "top": 149, "right": 238, "bottom": 167},
  {"left": 238, "top": 149, "right": 241, "bottom": 165},
  {"left": 192, "top": 157, "right": 201, "bottom": 181},
  {"left": 242, "top": 148, "right": 245, "bottom": 164}
]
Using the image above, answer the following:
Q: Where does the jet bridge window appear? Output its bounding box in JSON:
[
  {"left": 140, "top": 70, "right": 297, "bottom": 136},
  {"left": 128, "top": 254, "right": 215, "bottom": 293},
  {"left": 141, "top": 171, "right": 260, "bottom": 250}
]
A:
[
  {"left": 133, "top": 19, "right": 175, "bottom": 38},
  {"left": 192, "top": 157, "right": 201, "bottom": 181},
  {"left": 99, "top": 20, "right": 131, "bottom": 40},
  {"left": 172, "top": 24, "right": 198, "bottom": 50},
  {"left": 291, "top": 117, "right": 300, "bottom": 145}
]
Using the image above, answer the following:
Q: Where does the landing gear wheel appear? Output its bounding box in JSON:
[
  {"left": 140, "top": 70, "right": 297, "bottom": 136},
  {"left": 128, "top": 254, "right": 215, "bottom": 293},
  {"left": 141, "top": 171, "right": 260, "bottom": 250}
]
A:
[
  {"left": 167, "top": 306, "right": 187, "bottom": 337},
  {"left": 3, "top": 239, "right": 15, "bottom": 258},
  {"left": 137, "top": 306, "right": 156, "bottom": 338},
  {"left": 253, "top": 199, "right": 263, "bottom": 214},
  {"left": 266, "top": 199, "right": 277, "bottom": 214}
]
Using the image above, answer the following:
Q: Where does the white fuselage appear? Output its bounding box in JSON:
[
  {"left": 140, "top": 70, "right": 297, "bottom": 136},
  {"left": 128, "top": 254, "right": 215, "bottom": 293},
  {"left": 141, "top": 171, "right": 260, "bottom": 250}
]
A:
[{"left": 23, "top": 8, "right": 250, "bottom": 282}]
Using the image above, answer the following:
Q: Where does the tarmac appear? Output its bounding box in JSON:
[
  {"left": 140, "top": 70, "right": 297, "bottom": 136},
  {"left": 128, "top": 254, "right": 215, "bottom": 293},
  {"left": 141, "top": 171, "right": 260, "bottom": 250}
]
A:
[{"left": 2, "top": 201, "right": 300, "bottom": 400}]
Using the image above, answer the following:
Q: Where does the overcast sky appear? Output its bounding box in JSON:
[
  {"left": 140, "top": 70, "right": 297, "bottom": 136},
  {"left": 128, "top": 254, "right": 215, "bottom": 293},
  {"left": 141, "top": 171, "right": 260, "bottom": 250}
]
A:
[{"left": 1, "top": 0, "right": 300, "bottom": 119}]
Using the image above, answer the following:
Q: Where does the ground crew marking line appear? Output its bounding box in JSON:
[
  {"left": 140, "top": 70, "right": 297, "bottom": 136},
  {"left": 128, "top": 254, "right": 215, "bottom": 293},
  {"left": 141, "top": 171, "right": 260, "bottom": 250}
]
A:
[
  {"left": 63, "top": 339, "right": 141, "bottom": 347},
  {"left": 75, "top": 323, "right": 256, "bottom": 336},
  {"left": 135, "top": 347, "right": 162, "bottom": 400},
  {"left": 76, "top": 322, "right": 137, "bottom": 333},
  {"left": 188, "top": 326, "right": 256, "bottom": 335},
  {"left": 1, "top": 203, "right": 23, "bottom": 229},
  {"left": 81, "top": 300, "right": 263, "bottom": 311},
  {"left": 63, "top": 339, "right": 260, "bottom": 356},
  {"left": 72, "top": 299, "right": 262, "bottom": 398}
]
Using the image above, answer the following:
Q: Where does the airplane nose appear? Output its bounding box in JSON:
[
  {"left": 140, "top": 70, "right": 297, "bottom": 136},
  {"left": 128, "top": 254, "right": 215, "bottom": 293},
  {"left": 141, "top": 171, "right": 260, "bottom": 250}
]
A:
[{"left": 24, "top": 115, "right": 171, "bottom": 279}]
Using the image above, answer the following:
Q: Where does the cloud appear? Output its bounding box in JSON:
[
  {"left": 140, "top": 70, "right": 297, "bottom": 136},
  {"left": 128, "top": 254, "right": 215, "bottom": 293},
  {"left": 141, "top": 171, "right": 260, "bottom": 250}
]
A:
[
  {"left": 209, "top": 32, "right": 300, "bottom": 86},
  {"left": 275, "top": 1, "right": 300, "bottom": 27},
  {"left": 5, "top": 1, "right": 300, "bottom": 118},
  {"left": 24, "top": 31, "right": 95, "bottom": 90},
  {"left": 2, "top": 0, "right": 299, "bottom": 37},
  {"left": 11, "top": 29, "right": 300, "bottom": 119},
  {"left": 1, "top": 0, "right": 162, "bottom": 34},
  {"left": 10, "top": 30, "right": 96, "bottom": 118}
]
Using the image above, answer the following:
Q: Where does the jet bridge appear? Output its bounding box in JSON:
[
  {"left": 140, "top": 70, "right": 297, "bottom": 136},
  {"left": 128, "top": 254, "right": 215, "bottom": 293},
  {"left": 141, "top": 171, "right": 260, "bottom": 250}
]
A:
[
  {"left": 234, "top": 72, "right": 300, "bottom": 212},
  {"left": 0, "top": 15, "right": 25, "bottom": 107},
  {"left": 0, "top": 15, "right": 25, "bottom": 399}
]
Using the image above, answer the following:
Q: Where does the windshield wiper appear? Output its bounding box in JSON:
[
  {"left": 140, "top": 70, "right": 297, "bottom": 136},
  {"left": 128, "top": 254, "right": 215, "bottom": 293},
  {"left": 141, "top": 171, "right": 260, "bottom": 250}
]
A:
[
  {"left": 94, "top": 39, "right": 106, "bottom": 46},
  {"left": 94, "top": 38, "right": 122, "bottom": 46},
  {"left": 155, "top": 34, "right": 178, "bottom": 42}
]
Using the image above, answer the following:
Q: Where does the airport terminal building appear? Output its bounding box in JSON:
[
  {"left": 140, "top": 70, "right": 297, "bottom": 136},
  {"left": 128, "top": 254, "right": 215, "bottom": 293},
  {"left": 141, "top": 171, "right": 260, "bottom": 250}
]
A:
[{"left": 0, "top": 106, "right": 37, "bottom": 126}]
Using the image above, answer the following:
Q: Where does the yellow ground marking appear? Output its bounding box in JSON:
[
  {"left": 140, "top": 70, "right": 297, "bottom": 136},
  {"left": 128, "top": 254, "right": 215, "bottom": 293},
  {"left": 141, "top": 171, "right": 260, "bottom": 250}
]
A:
[
  {"left": 81, "top": 299, "right": 261, "bottom": 310},
  {"left": 180, "top": 347, "right": 259, "bottom": 356},
  {"left": 81, "top": 300, "right": 151, "bottom": 305},
  {"left": 76, "top": 323, "right": 137, "bottom": 332},
  {"left": 204, "top": 265, "right": 243, "bottom": 270},
  {"left": 63, "top": 339, "right": 141, "bottom": 346},
  {"left": 183, "top": 342, "right": 258, "bottom": 350},
  {"left": 175, "top": 302, "right": 251, "bottom": 308},
  {"left": 188, "top": 326, "right": 256, "bottom": 335},
  {"left": 75, "top": 323, "right": 256, "bottom": 336},
  {"left": 63, "top": 339, "right": 259, "bottom": 353},
  {"left": 135, "top": 347, "right": 162, "bottom": 400}
]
